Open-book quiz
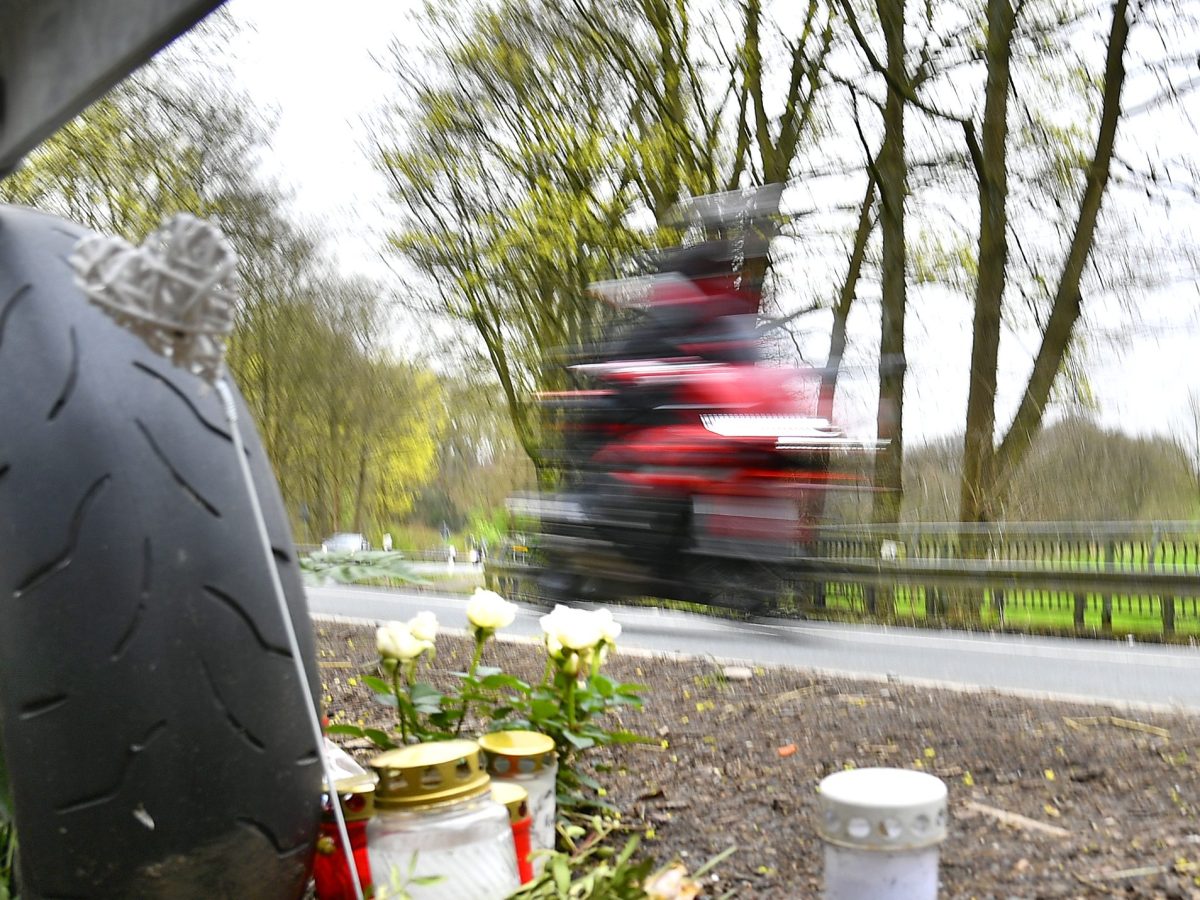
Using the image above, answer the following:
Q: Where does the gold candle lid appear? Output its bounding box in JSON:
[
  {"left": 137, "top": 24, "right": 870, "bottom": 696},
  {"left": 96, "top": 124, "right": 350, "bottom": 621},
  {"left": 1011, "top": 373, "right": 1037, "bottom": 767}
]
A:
[
  {"left": 323, "top": 775, "right": 376, "bottom": 822},
  {"left": 490, "top": 781, "right": 531, "bottom": 824},
  {"left": 478, "top": 730, "right": 556, "bottom": 776},
  {"left": 369, "top": 740, "right": 490, "bottom": 809}
]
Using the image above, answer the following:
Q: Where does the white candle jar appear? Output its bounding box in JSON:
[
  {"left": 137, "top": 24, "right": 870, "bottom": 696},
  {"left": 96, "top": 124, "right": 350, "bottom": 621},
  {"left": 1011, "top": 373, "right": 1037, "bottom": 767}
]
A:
[
  {"left": 366, "top": 740, "right": 519, "bottom": 900},
  {"left": 478, "top": 730, "right": 558, "bottom": 866},
  {"left": 817, "top": 767, "right": 948, "bottom": 900}
]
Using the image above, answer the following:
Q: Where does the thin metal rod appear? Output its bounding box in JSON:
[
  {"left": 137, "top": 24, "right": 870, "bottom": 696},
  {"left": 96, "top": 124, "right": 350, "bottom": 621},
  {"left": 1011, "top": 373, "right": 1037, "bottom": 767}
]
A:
[{"left": 216, "top": 378, "right": 363, "bottom": 900}]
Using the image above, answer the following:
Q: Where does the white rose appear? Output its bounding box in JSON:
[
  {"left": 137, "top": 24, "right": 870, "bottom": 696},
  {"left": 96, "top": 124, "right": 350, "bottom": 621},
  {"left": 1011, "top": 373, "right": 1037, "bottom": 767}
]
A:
[
  {"left": 408, "top": 611, "right": 438, "bottom": 643},
  {"left": 539, "top": 604, "right": 604, "bottom": 651},
  {"left": 466, "top": 588, "right": 518, "bottom": 631},
  {"left": 594, "top": 608, "right": 622, "bottom": 644},
  {"left": 376, "top": 622, "right": 432, "bottom": 661}
]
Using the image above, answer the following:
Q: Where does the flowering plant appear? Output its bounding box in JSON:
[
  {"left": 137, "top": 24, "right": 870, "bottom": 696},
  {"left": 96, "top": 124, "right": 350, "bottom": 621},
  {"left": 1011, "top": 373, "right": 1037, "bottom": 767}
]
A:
[
  {"left": 474, "top": 604, "right": 647, "bottom": 812},
  {"left": 328, "top": 593, "right": 646, "bottom": 808},
  {"left": 359, "top": 614, "right": 441, "bottom": 745}
]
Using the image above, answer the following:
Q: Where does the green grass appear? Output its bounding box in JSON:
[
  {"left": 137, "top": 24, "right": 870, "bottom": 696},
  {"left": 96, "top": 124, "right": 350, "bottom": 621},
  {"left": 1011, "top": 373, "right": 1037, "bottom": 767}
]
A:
[
  {"left": 814, "top": 581, "right": 1200, "bottom": 638},
  {"left": 810, "top": 536, "right": 1200, "bottom": 639}
]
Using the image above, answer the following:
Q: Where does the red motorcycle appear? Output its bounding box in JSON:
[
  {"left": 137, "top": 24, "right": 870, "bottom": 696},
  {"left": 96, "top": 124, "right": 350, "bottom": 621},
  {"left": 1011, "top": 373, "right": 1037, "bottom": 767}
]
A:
[{"left": 514, "top": 188, "right": 876, "bottom": 613}]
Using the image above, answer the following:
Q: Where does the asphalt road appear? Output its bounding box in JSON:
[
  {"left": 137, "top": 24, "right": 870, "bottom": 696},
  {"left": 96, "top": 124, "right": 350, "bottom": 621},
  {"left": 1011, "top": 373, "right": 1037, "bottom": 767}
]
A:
[{"left": 306, "top": 584, "right": 1200, "bottom": 712}]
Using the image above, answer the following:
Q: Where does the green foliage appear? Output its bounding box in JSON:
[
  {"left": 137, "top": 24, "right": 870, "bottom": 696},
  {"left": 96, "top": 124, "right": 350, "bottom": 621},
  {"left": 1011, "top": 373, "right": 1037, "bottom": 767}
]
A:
[
  {"left": 381, "top": 0, "right": 654, "bottom": 464},
  {"left": 904, "top": 418, "right": 1200, "bottom": 524},
  {"left": 514, "top": 828, "right": 654, "bottom": 899},
  {"left": 512, "top": 817, "right": 736, "bottom": 900},
  {"left": 1, "top": 35, "right": 446, "bottom": 544},
  {"left": 493, "top": 669, "right": 648, "bottom": 770},
  {"left": 379, "top": 0, "right": 828, "bottom": 468},
  {"left": 374, "top": 852, "right": 447, "bottom": 900},
  {"left": 334, "top": 639, "right": 647, "bottom": 771},
  {"left": 229, "top": 277, "right": 446, "bottom": 543},
  {"left": 465, "top": 507, "right": 512, "bottom": 548},
  {"left": 407, "top": 371, "right": 535, "bottom": 534},
  {"left": 299, "top": 551, "right": 427, "bottom": 587}
]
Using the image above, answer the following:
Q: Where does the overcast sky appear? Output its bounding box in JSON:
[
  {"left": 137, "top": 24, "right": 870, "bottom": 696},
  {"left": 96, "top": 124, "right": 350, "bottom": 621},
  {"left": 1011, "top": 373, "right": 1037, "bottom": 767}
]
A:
[
  {"left": 221, "top": 0, "right": 420, "bottom": 279},
  {"left": 215, "top": 0, "right": 1200, "bottom": 447}
]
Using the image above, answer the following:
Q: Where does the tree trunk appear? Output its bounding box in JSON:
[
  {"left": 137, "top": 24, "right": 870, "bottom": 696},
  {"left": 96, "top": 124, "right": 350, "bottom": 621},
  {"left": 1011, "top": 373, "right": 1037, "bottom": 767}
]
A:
[
  {"left": 959, "top": 0, "right": 1015, "bottom": 528},
  {"left": 352, "top": 444, "right": 369, "bottom": 534},
  {"left": 819, "top": 173, "right": 876, "bottom": 419},
  {"left": 871, "top": 0, "right": 907, "bottom": 531},
  {"left": 986, "top": 0, "right": 1131, "bottom": 512}
]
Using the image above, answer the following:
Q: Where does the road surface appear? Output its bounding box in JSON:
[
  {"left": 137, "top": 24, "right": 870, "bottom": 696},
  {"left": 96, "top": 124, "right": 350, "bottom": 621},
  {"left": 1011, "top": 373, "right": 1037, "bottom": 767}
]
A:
[{"left": 306, "top": 584, "right": 1200, "bottom": 712}]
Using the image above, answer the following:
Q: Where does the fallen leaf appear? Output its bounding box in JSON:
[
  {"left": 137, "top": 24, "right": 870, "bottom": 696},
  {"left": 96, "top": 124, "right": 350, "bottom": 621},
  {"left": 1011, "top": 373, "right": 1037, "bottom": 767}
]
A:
[{"left": 778, "top": 743, "right": 797, "bottom": 758}]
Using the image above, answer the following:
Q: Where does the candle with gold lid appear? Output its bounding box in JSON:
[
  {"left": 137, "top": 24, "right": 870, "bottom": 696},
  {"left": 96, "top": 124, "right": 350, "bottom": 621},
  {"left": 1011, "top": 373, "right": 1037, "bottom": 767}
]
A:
[
  {"left": 366, "top": 740, "right": 519, "bottom": 899},
  {"left": 478, "top": 730, "right": 557, "bottom": 870}
]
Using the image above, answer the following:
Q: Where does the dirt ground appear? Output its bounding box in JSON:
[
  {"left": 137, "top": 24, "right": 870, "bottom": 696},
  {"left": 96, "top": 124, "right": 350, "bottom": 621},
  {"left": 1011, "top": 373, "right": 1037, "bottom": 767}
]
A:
[{"left": 316, "top": 618, "right": 1200, "bottom": 899}]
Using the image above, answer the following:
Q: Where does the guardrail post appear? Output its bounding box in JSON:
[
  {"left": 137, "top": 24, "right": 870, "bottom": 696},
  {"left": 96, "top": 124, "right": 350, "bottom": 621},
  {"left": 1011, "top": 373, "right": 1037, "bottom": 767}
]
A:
[
  {"left": 1163, "top": 595, "right": 1176, "bottom": 636},
  {"left": 1148, "top": 528, "right": 1169, "bottom": 637},
  {"left": 813, "top": 534, "right": 827, "bottom": 609},
  {"left": 1101, "top": 542, "right": 1114, "bottom": 634}
]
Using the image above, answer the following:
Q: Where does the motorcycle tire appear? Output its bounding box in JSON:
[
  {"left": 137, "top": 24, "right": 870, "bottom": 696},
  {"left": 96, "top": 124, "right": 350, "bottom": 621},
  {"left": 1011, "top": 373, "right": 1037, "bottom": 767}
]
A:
[
  {"left": 687, "top": 558, "right": 777, "bottom": 617},
  {"left": 0, "top": 204, "right": 321, "bottom": 899}
]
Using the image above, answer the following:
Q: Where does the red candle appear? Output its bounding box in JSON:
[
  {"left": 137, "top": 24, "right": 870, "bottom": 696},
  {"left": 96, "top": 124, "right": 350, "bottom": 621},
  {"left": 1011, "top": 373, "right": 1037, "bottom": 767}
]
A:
[
  {"left": 492, "top": 781, "right": 535, "bottom": 883},
  {"left": 314, "top": 778, "right": 375, "bottom": 900}
]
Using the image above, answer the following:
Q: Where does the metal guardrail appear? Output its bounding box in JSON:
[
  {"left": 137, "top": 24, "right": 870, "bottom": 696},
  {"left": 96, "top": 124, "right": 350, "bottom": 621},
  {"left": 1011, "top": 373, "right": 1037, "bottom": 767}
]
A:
[
  {"left": 484, "top": 520, "right": 1200, "bottom": 637},
  {"left": 789, "top": 555, "right": 1200, "bottom": 595}
]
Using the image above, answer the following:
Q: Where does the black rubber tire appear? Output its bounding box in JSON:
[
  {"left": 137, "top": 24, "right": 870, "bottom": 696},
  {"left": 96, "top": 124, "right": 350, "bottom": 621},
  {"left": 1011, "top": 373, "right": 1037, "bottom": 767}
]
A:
[
  {"left": 0, "top": 205, "right": 321, "bottom": 898},
  {"left": 687, "top": 558, "right": 775, "bottom": 616}
]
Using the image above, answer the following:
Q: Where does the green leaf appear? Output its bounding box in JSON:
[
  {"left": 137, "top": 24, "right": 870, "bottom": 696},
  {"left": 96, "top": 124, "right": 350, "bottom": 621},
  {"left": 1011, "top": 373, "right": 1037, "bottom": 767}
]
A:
[
  {"left": 362, "top": 675, "right": 392, "bottom": 694},
  {"left": 410, "top": 683, "right": 442, "bottom": 702},
  {"left": 363, "top": 728, "right": 397, "bottom": 750},
  {"left": 552, "top": 856, "right": 571, "bottom": 893},
  {"left": 479, "top": 673, "right": 530, "bottom": 691},
  {"left": 561, "top": 730, "right": 595, "bottom": 750},
  {"left": 574, "top": 771, "right": 603, "bottom": 792},
  {"left": 373, "top": 692, "right": 399, "bottom": 708},
  {"left": 475, "top": 665, "right": 503, "bottom": 677},
  {"left": 614, "top": 834, "right": 641, "bottom": 868},
  {"left": 323, "top": 724, "right": 366, "bottom": 738},
  {"left": 427, "top": 710, "right": 459, "bottom": 729},
  {"left": 589, "top": 674, "right": 615, "bottom": 697},
  {"left": 409, "top": 683, "right": 444, "bottom": 714},
  {"left": 410, "top": 875, "right": 448, "bottom": 886},
  {"left": 530, "top": 699, "right": 559, "bottom": 720}
]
